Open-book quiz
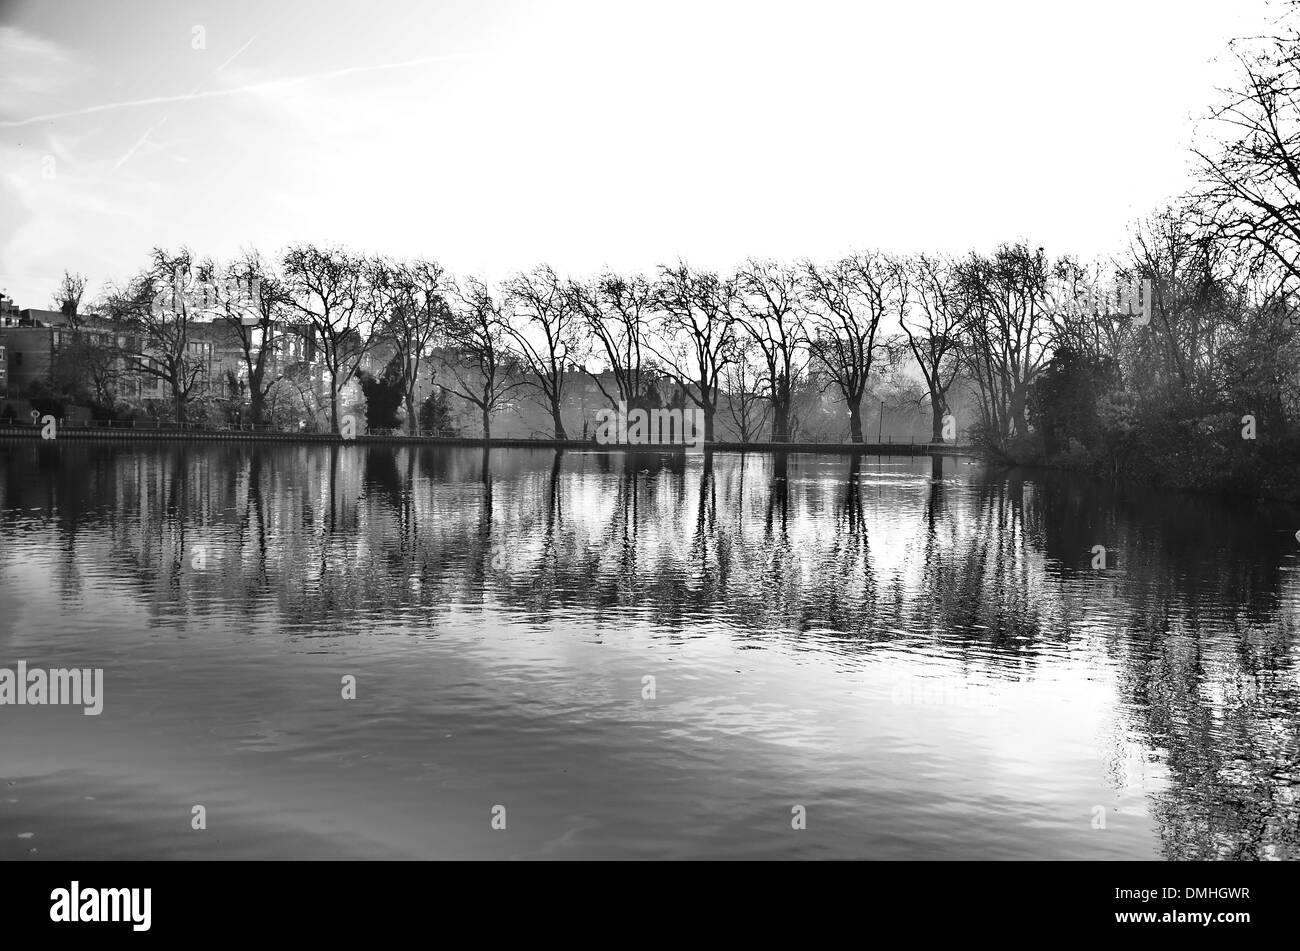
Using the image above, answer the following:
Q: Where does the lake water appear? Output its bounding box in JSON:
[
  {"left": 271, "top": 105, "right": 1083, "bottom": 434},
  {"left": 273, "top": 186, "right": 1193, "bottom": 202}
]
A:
[{"left": 1, "top": 442, "right": 1298, "bottom": 859}]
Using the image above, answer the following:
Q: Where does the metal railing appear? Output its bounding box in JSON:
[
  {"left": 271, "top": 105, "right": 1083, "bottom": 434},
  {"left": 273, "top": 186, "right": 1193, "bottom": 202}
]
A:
[{"left": 0, "top": 417, "right": 286, "bottom": 433}]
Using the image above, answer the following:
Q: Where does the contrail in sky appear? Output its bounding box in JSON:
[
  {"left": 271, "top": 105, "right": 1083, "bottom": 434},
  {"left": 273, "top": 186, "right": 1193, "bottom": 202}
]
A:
[
  {"left": 0, "top": 53, "right": 470, "bottom": 129},
  {"left": 113, "top": 33, "right": 258, "bottom": 169},
  {"left": 215, "top": 34, "right": 260, "bottom": 73}
]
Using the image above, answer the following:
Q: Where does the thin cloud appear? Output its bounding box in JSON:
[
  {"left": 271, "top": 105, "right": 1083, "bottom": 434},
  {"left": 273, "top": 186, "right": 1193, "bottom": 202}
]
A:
[
  {"left": 0, "top": 53, "right": 471, "bottom": 129},
  {"left": 114, "top": 115, "right": 170, "bottom": 170},
  {"left": 215, "top": 35, "right": 259, "bottom": 74},
  {"left": 114, "top": 34, "right": 256, "bottom": 170},
  {"left": 0, "top": 25, "right": 79, "bottom": 100}
]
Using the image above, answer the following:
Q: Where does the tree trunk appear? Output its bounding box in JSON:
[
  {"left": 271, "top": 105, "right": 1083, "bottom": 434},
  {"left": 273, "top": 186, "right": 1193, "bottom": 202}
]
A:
[
  {"left": 550, "top": 401, "right": 567, "bottom": 440},
  {"left": 482, "top": 404, "right": 491, "bottom": 440},
  {"left": 772, "top": 401, "right": 789, "bottom": 442},
  {"left": 772, "top": 372, "right": 792, "bottom": 442},
  {"left": 848, "top": 398, "right": 863, "bottom": 443},
  {"left": 931, "top": 394, "right": 946, "bottom": 443},
  {"left": 249, "top": 387, "right": 265, "bottom": 427},
  {"left": 1009, "top": 384, "right": 1028, "bottom": 438},
  {"left": 329, "top": 369, "right": 341, "bottom": 433},
  {"left": 406, "top": 390, "right": 418, "bottom": 436},
  {"left": 246, "top": 358, "right": 266, "bottom": 425}
]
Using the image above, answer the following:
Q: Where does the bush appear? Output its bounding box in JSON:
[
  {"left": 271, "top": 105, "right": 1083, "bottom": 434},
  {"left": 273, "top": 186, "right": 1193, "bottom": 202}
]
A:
[
  {"left": 418, "top": 386, "right": 460, "bottom": 436},
  {"left": 24, "top": 380, "right": 66, "bottom": 419}
]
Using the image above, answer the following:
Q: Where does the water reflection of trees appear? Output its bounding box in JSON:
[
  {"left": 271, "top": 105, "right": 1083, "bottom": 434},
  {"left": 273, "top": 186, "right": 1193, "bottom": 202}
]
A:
[
  {"left": 1134, "top": 619, "right": 1300, "bottom": 859},
  {"left": 1, "top": 442, "right": 1297, "bottom": 856},
  {"left": 1023, "top": 469, "right": 1300, "bottom": 859}
]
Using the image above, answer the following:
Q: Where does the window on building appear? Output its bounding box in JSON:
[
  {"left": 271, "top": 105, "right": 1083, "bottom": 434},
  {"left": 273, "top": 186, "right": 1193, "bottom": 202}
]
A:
[{"left": 14, "top": 352, "right": 22, "bottom": 367}]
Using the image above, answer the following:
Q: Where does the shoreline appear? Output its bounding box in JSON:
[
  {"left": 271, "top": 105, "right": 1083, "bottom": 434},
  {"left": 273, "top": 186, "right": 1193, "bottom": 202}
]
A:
[
  {"left": 7, "top": 428, "right": 1292, "bottom": 502},
  {"left": 986, "top": 453, "right": 1300, "bottom": 507},
  {"left": 0, "top": 428, "right": 981, "bottom": 457}
]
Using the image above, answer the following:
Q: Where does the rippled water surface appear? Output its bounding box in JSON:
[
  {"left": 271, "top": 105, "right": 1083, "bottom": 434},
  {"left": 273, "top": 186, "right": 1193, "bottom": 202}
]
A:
[{"left": 1, "top": 443, "right": 1298, "bottom": 859}]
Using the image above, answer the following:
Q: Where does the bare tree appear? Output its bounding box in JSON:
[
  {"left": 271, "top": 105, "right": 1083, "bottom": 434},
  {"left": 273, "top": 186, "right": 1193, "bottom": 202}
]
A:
[
  {"left": 51, "top": 326, "right": 124, "bottom": 416},
  {"left": 569, "top": 271, "right": 655, "bottom": 411},
  {"left": 441, "top": 277, "right": 526, "bottom": 439},
  {"left": 1195, "top": 23, "right": 1300, "bottom": 293},
  {"left": 651, "top": 261, "right": 737, "bottom": 443},
  {"left": 276, "top": 360, "right": 329, "bottom": 431},
  {"left": 957, "top": 243, "right": 1058, "bottom": 446},
  {"left": 503, "top": 264, "right": 582, "bottom": 439},
  {"left": 202, "top": 251, "right": 285, "bottom": 427},
  {"left": 721, "top": 336, "right": 770, "bottom": 443},
  {"left": 107, "top": 248, "right": 212, "bottom": 423},
  {"left": 902, "top": 254, "right": 965, "bottom": 442},
  {"left": 52, "top": 270, "right": 88, "bottom": 326},
  {"left": 1047, "top": 256, "right": 1133, "bottom": 374},
  {"left": 1127, "top": 207, "right": 1239, "bottom": 393},
  {"left": 371, "top": 257, "right": 450, "bottom": 435},
  {"left": 735, "top": 259, "right": 805, "bottom": 442},
  {"left": 282, "top": 244, "right": 375, "bottom": 434},
  {"left": 801, "top": 252, "right": 900, "bottom": 442}
]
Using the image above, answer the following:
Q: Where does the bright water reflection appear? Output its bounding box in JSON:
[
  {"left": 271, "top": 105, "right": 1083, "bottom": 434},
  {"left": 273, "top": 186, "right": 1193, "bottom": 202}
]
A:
[{"left": 0, "top": 443, "right": 1297, "bottom": 859}]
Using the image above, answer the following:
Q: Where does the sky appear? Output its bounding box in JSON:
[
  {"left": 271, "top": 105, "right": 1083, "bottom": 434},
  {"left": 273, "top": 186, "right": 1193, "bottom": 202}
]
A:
[{"left": 0, "top": 0, "right": 1278, "bottom": 309}]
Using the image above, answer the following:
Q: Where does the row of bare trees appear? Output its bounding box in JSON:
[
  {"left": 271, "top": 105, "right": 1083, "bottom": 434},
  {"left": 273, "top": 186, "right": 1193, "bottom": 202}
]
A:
[
  {"left": 59, "top": 242, "right": 1134, "bottom": 444},
  {"left": 24, "top": 6, "right": 1300, "bottom": 463}
]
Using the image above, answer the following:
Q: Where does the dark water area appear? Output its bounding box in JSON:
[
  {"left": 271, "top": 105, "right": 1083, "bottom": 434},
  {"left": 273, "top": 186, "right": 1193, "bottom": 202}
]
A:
[{"left": 1, "top": 442, "right": 1297, "bottom": 859}]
